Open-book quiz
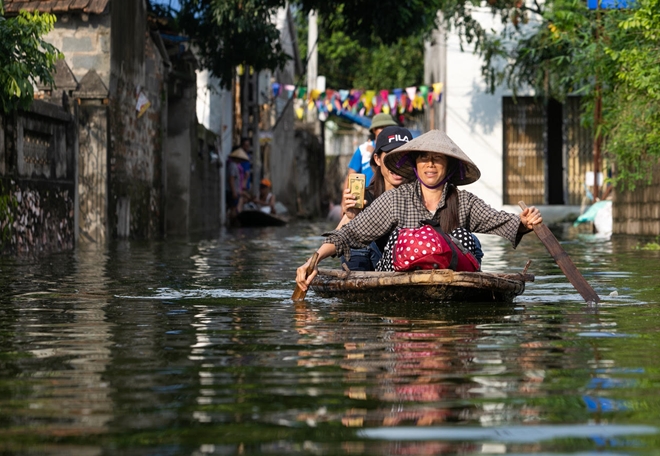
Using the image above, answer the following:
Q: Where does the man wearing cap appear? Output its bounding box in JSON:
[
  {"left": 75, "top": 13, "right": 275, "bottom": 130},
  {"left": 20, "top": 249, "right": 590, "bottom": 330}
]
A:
[{"left": 344, "top": 113, "right": 398, "bottom": 189}]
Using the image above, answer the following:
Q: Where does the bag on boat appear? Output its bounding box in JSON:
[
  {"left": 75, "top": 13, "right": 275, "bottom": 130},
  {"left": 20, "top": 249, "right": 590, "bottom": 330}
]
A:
[{"left": 376, "top": 223, "right": 480, "bottom": 272}]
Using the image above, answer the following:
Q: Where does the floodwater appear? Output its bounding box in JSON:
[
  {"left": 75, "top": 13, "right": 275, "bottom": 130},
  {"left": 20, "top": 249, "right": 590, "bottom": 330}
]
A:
[{"left": 1, "top": 219, "right": 659, "bottom": 455}]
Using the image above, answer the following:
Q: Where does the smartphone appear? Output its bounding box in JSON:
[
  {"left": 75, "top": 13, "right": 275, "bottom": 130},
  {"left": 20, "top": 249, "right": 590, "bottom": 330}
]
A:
[{"left": 348, "top": 174, "right": 366, "bottom": 209}]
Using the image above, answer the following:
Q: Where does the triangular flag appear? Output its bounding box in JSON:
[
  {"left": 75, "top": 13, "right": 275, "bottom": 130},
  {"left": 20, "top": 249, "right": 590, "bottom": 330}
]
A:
[
  {"left": 382, "top": 105, "right": 390, "bottom": 114},
  {"left": 419, "top": 85, "right": 429, "bottom": 98},
  {"left": 339, "top": 89, "right": 349, "bottom": 101},
  {"left": 388, "top": 94, "right": 397, "bottom": 109},
  {"left": 379, "top": 90, "right": 389, "bottom": 103},
  {"left": 297, "top": 87, "right": 307, "bottom": 99},
  {"left": 433, "top": 82, "right": 444, "bottom": 101},
  {"left": 406, "top": 86, "right": 417, "bottom": 101},
  {"left": 393, "top": 88, "right": 403, "bottom": 100},
  {"left": 310, "top": 89, "right": 321, "bottom": 101},
  {"left": 413, "top": 95, "right": 425, "bottom": 111},
  {"left": 295, "top": 106, "right": 304, "bottom": 119},
  {"left": 363, "top": 90, "right": 376, "bottom": 111}
]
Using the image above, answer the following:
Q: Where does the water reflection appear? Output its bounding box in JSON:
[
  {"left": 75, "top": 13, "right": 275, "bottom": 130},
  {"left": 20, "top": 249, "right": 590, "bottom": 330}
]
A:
[{"left": 0, "top": 222, "right": 659, "bottom": 454}]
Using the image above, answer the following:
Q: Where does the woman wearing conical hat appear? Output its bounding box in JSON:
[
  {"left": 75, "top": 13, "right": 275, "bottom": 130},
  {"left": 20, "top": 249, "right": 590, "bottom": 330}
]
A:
[{"left": 296, "top": 130, "right": 542, "bottom": 290}]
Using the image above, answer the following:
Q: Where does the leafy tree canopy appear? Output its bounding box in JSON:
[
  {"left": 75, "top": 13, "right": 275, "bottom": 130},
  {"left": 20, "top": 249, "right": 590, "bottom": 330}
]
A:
[
  {"left": 296, "top": 11, "right": 425, "bottom": 90},
  {"left": 0, "top": 8, "right": 62, "bottom": 113},
  {"left": 602, "top": 0, "right": 660, "bottom": 189},
  {"left": 176, "top": 0, "right": 440, "bottom": 88}
]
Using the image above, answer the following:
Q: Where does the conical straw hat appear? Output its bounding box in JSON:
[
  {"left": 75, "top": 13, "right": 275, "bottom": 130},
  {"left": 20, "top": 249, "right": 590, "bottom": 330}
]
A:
[
  {"left": 384, "top": 129, "right": 481, "bottom": 185},
  {"left": 229, "top": 148, "right": 250, "bottom": 161}
]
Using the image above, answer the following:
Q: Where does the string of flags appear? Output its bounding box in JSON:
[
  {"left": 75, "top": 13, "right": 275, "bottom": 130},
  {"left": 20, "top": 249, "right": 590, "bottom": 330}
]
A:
[{"left": 271, "top": 82, "right": 444, "bottom": 120}]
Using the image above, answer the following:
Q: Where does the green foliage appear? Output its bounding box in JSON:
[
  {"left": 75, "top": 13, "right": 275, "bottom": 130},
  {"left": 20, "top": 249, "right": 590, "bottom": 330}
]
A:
[
  {"left": 178, "top": 0, "right": 439, "bottom": 89},
  {"left": 296, "top": 11, "right": 425, "bottom": 89},
  {"left": 0, "top": 9, "right": 62, "bottom": 113},
  {"left": 306, "top": 0, "right": 441, "bottom": 48},
  {"left": 602, "top": 0, "right": 660, "bottom": 189},
  {"left": 634, "top": 236, "right": 660, "bottom": 251},
  {"left": 178, "top": 0, "right": 289, "bottom": 89}
]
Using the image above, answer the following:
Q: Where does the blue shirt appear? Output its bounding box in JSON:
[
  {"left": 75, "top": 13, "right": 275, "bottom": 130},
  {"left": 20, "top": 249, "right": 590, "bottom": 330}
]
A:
[{"left": 348, "top": 140, "right": 375, "bottom": 185}]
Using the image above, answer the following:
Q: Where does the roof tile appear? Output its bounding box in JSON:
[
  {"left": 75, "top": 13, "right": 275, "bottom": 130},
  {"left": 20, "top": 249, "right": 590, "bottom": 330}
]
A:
[{"left": 4, "top": 0, "right": 109, "bottom": 14}]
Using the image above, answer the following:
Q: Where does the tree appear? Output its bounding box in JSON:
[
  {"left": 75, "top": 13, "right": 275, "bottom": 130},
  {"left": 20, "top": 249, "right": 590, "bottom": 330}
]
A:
[
  {"left": 296, "top": 11, "right": 425, "bottom": 89},
  {"left": 177, "top": 0, "right": 441, "bottom": 89},
  {"left": 0, "top": 8, "right": 62, "bottom": 113}
]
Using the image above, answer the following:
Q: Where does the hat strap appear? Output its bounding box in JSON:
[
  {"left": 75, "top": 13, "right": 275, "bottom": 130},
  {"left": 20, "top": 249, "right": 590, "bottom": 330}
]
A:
[{"left": 395, "top": 154, "right": 411, "bottom": 169}]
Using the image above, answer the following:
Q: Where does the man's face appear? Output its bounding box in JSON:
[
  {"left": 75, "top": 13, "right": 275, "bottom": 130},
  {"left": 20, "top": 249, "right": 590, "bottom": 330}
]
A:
[{"left": 373, "top": 128, "right": 384, "bottom": 138}]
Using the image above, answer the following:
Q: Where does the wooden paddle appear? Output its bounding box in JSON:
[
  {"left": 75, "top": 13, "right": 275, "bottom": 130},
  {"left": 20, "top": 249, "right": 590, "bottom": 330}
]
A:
[
  {"left": 292, "top": 252, "right": 320, "bottom": 301},
  {"left": 519, "top": 201, "right": 600, "bottom": 303}
]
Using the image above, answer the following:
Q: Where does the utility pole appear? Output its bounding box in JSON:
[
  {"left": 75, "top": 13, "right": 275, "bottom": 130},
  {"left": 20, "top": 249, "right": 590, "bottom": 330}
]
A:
[
  {"left": 306, "top": 10, "right": 318, "bottom": 126},
  {"left": 252, "top": 72, "right": 261, "bottom": 199}
]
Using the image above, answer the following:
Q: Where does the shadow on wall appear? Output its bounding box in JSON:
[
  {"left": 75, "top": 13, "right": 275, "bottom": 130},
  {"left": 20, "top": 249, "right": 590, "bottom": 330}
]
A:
[
  {"left": 290, "top": 125, "right": 325, "bottom": 219},
  {"left": 467, "top": 80, "right": 505, "bottom": 135}
]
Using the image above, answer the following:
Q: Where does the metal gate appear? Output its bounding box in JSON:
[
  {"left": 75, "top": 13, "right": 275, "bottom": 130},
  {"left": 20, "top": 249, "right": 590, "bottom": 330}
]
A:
[
  {"left": 503, "top": 97, "right": 545, "bottom": 205},
  {"left": 503, "top": 96, "right": 593, "bottom": 206},
  {"left": 564, "top": 97, "right": 594, "bottom": 205}
]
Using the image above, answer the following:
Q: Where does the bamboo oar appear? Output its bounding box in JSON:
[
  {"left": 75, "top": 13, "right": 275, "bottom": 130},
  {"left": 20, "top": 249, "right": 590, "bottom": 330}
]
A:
[
  {"left": 519, "top": 201, "right": 600, "bottom": 303},
  {"left": 292, "top": 252, "right": 319, "bottom": 301}
]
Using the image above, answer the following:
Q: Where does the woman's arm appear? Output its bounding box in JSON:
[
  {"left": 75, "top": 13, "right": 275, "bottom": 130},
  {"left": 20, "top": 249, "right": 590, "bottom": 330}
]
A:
[
  {"left": 334, "top": 188, "right": 366, "bottom": 230},
  {"left": 327, "top": 190, "right": 398, "bottom": 259},
  {"left": 295, "top": 243, "right": 336, "bottom": 291}
]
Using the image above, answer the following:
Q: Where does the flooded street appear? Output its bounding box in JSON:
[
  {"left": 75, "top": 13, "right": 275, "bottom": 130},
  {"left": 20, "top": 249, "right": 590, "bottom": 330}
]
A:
[{"left": 1, "top": 219, "right": 660, "bottom": 455}]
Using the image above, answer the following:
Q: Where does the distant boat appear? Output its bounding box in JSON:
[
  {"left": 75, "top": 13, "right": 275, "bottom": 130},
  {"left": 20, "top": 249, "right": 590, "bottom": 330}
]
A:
[
  {"left": 310, "top": 268, "right": 534, "bottom": 303},
  {"left": 237, "top": 209, "right": 288, "bottom": 227}
]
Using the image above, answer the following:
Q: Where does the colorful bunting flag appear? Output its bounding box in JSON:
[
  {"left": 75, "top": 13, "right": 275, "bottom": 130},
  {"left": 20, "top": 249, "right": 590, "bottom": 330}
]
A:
[{"left": 271, "top": 80, "right": 444, "bottom": 120}]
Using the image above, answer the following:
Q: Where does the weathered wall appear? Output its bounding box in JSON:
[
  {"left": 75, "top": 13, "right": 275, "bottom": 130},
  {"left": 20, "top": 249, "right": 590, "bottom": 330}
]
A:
[
  {"left": 109, "top": 0, "right": 166, "bottom": 239},
  {"left": 190, "top": 126, "right": 221, "bottom": 233},
  {"left": 195, "top": 69, "right": 233, "bottom": 225},
  {"left": 165, "top": 63, "right": 196, "bottom": 235},
  {"left": 0, "top": 102, "right": 76, "bottom": 256},
  {"left": 270, "top": 116, "right": 324, "bottom": 217},
  {"left": 45, "top": 13, "right": 112, "bottom": 87},
  {"left": 613, "top": 162, "right": 660, "bottom": 236},
  {"left": 323, "top": 125, "right": 367, "bottom": 207},
  {"left": 77, "top": 101, "right": 108, "bottom": 244}
]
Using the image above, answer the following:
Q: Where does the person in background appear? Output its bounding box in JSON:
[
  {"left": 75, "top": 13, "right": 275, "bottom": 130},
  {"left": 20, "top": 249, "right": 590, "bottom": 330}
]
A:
[
  {"left": 226, "top": 147, "right": 250, "bottom": 220},
  {"left": 238, "top": 137, "right": 252, "bottom": 192},
  {"left": 344, "top": 113, "right": 398, "bottom": 189},
  {"left": 246, "top": 178, "right": 277, "bottom": 214},
  {"left": 296, "top": 129, "right": 543, "bottom": 290}
]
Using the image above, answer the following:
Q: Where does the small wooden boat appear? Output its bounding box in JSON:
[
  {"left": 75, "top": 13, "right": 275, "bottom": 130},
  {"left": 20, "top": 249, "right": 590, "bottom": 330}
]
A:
[
  {"left": 311, "top": 268, "right": 534, "bottom": 303},
  {"left": 237, "top": 210, "right": 288, "bottom": 227}
]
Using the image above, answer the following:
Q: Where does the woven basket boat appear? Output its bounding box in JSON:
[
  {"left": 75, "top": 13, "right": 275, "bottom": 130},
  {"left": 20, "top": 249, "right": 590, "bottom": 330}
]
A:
[{"left": 310, "top": 268, "right": 534, "bottom": 303}]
